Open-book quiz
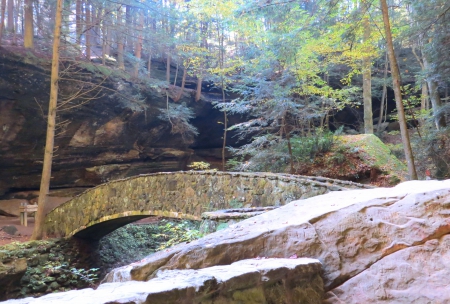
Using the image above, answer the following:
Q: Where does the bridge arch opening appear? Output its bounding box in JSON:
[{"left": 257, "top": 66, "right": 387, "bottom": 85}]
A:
[{"left": 71, "top": 211, "right": 200, "bottom": 240}]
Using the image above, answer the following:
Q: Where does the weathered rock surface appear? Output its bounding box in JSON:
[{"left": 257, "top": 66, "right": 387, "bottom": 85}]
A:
[
  {"left": 103, "top": 179, "right": 450, "bottom": 303},
  {"left": 0, "top": 258, "right": 27, "bottom": 299},
  {"left": 325, "top": 235, "right": 450, "bottom": 303},
  {"left": 3, "top": 258, "right": 323, "bottom": 304}
]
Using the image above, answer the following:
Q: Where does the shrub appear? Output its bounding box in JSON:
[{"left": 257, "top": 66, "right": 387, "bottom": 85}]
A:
[{"left": 226, "top": 128, "right": 337, "bottom": 173}]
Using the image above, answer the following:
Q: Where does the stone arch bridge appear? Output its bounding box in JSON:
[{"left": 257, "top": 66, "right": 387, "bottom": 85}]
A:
[{"left": 44, "top": 171, "right": 372, "bottom": 240}]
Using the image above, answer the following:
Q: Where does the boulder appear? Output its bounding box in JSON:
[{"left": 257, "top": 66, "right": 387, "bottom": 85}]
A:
[
  {"left": 3, "top": 258, "right": 323, "bottom": 304},
  {"left": 325, "top": 235, "right": 450, "bottom": 303},
  {"left": 1, "top": 226, "right": 18, "bottom": 235},
  {"left": 297, "top": 134, "right": 407, "bottom": 186},
  {"left": 103, "top": 179, "right": 450, "bottom": 303},
  {"left": 0, "top": 258, "right": 27, "bottom": 299}
]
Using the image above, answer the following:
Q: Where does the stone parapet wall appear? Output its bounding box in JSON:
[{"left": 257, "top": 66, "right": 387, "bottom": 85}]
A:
[{"left": 44, "top": 171, "right": 371, "bottom": 239}]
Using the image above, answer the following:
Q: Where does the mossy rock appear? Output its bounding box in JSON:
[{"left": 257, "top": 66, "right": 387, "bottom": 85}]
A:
[
  {"left": 338, "top": 134, "right": 406, "bottom": 181},
  {"left": 298, "top": 134, "right": 407, "bottom": 186}
]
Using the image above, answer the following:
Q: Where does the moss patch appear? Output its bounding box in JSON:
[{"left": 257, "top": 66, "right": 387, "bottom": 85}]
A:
[
  {"left": 0, "top": 238, "right": 97, "bottom": 301},
  {"left": 297, "top": 134, "right": 407, "bottom": 186}
]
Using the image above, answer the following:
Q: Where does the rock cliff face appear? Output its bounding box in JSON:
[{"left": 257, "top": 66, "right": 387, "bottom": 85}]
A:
[
  {"left": 0, "top": 48, "right": 236, "bottom": 196},
  {"left": 103, "top": 179, "right": 450, "bottom": 303}
]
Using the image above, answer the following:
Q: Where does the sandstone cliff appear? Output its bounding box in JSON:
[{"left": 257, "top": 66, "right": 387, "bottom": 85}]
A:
[{"left": 0, "top": 48, "right": 236, "bottom": 196}]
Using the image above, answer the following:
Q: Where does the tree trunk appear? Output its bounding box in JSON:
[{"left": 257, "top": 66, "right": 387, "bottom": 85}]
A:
[
  {"left": 85, "top": 1, "right": 91, "bottom": 61},
  {"left": 0, "top": 0, "right": 5, "bottom": 44},
  {"left": 380, "top": 0, "right": 417, "bottom": 180},
  {"left": 12, "top": 0, "right": 17, "bottom": 44},
  {"left": 125, "top": 5, "right": 132, "bottom": 52},
  {"left": 174, "top": 67, "right": 187, "bottom": 102},
  {"left": 166, "top": 54, "right": 171, "bottom": 83},
  {"left": 411, "top": 45, "right": 430, "bottom": 124},
  {"left": 222, "top": 108, "right": 227, "bottom": 171},
  {"left": 282, "top": 115, "right": 294, "bottom": 174},
  {"left": 31, "top": 0, "right": 63, "bottom": 240},
  {"left": 95, "top": 4, "right": 102, "bottom": 46},
  {"left": 219, "top": 26, "right": 227, "bottom": 171},
  {"left": 363, "top": 15, "right": 373, "bottom": 134},
  {"left": 427, "top": 78, "right": 446, "bottom": 129},
  {"left": 423, "top": 57, "right": 446, "bottom": 129},
  {"left": 147, "top": 53, "right": 152, "bottom": 78},
  {"left": 6, "top": 0, "right": 12, "bottom": 31},
  {"left": 195, "top": 76, "right": 202, "bottom": 101},
  {"left": 173, "top": 63, "right": 179, "bottom": 86},
  {"left": 117, "top": 5, "right": 124, "bottom": 70},
  {"left": 377, "top": 52, "right": 388, "bottom": 133},
  {"left": 105, "top": 12, "right": 111, "bottom": 56},
  {"left": 101, "top": 25, "right": 106, "bottom": 65},
  {"left": 23, "top": 0, "right": 33, "bottom": 48},
  {"left": 133, "top": 9, "right": 143, "bottom": 78},
  {"left": 421, "top": 82, "right": 429, "bottom": 111},
  {"left": 35, "top": 0, "right": 42, "bottom": 37},
  {"left": 75, "top": 0, "right": 82, "bottom": 49}
]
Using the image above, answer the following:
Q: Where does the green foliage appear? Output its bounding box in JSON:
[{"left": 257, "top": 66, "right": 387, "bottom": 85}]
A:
[
  {"left": 389, "top": 84, "right": 423, "bottom": 122},
  {"left": 98, "top": 224, "right": 162, "bottom": 269},
  {"left": 228, "top": 199, "right": 243, "bottom": 209},
  {"left": 329, "top": 146, "right": 347, "bottom": 165},
  {"left": 409, "top": 114, "right": 450, "bottom": 179},
  {"left": 187, "top": 161, "right": 216, "bottom": 171},
  {"left": 154, "top": 220, "right": 202, "bottom": 251},
  {"left": 291, "top": 129, "right": 336, "bottom": 163},
  {"left": 0, "top": 239, "right": 101, "bottom": 299},
  {"left": 227, "top": 129, "right": 336, "bottom": 172},
  {"left": 216, "top": 223, "right": 229, "bottom": 231},
  {"left": 98, "top": 220, "right": 202, "bottom": 271},
  {"left": 43, "top": 263, "right": 99, "bottom": 286},
  {"left": 158, "top": 102, "right": 198, "bottom": 143}
]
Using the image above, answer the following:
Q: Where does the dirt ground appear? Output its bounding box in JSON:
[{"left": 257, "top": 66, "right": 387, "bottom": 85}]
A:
[{"left": 0, "top": 216, "right": 35, "bottom": 246}]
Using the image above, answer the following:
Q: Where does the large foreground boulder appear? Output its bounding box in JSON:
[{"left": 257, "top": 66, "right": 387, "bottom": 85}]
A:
[
  {"left": 3, "top": 258, "right": 323, "bottom": 304},
  {"left": 103, "top": 179, "right": 450, "bottom": 303}
]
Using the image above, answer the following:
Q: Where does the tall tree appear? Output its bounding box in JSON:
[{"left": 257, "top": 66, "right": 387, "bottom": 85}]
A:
[
  {"left": 380, "top": 0, "right": 417, "bottom": 180},
  {"left": 116, "top": 5, "right": 125, "bottom": 70},
  {"left": 6, "top": 0, "right": 12, "bottom": 31},
  {"left": 424, "top": 55, "right": 446, "bottom": 129},
  {"left": 32, "top": 0, "right": 63, "bottom": 240},
  {"left": 133, "top": 9, "right": 144, "bottom": 78},
  {"left": 23, "top": 0, "right": 33, "bottom": 48},
  {"left": 0, "top": 0, "right": 5, "bottom": 44},
  {"left": 407, "top": 0, "right": 449, "bottom": 129},
  {"left": 85, "top": 0, "right": 91, "bottom": 60},
  {"left": 75, "top": 0, "right": 82, "bottom": 49},
  {"left": 362, "top": 2, "right": 373, "bottom": 134}
]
